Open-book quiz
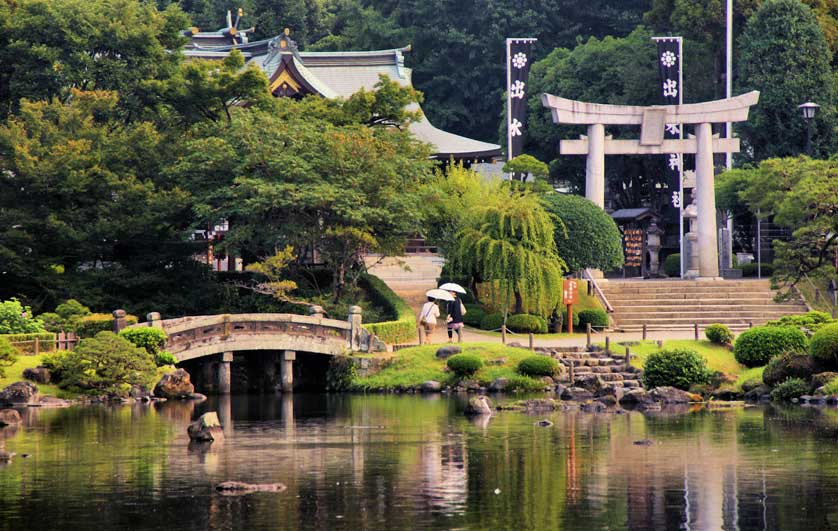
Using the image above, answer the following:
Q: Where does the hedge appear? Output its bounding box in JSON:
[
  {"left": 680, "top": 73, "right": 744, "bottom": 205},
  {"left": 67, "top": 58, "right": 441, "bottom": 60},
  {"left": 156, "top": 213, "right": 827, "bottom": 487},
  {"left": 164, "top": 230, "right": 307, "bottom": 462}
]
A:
[
  {"left": 463, "top": 305, "right": 486, "bottom": 328},
  {"left": 736, "top": 262, "right": 773, "bottom": 277},
  {"left": 578, "top": 308, "right": 609, "bottom": 329},
  {"left": 76, "top": 313, "right": 139, "bottom": 338},
  {"left": 1, "top": 332, "right": 58, "bottom": 353},
  {"left": 642, "top": 348, "right": 711, "bottom": 390},
  {"left": 359, "top": 274, "right": 416, "bottom": 344},
  {"left": 733, "top": 326, "right": 807, "bottom": 367},
  {"left": 506, "top": 314, "right": 548, "bottom": 334},
  {"left": 480, "top": 312, "right": 505, "bottom": 331}
]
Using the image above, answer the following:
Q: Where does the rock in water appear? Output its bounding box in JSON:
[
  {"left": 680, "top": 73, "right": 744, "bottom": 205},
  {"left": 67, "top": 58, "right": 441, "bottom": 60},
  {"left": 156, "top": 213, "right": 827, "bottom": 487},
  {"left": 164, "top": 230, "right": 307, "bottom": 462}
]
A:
[
  {"left": 0, "top": 382, "right": 39, "bottom": 406},
  {"left": 0, "top": 409, "right": 21, "bottom": 426},
  {"left": 464, "top": 396, "right": 494, "bottom": 416},
  {"left": 187, "top": 412, "right": 224, "bottom": 442},
  {"left": 215, "top": 481, "right": 287, "bottom": 495},
  {"left": 435, "top": 346, "right": 461, "bottom": 359},
  {"left": 154, "top": 369, "right": 195, "bottom": 399},
  {"left": 534, "top": 419, "right": 553, "bottom": 427},
  {"left": 22, "top": 366, "right": 51, "bottom": 384},
  {"left": 488, "top": 378, "right": 509, "bottom": 392},
  {"left": 420, "top": 381, "right": 442, "bottom": 393},
  {"left": 648, "top": 386, "right": 701, "bottom": 404}
]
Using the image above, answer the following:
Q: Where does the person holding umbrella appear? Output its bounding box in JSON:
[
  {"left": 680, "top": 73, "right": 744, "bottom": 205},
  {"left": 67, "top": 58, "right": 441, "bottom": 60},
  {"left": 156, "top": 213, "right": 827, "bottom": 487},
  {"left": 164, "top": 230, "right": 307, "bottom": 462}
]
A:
[
  {"left": 418, "top": 296, "right": 441, "bottom": 344},
  {"left": 439, "top": 283, "right": 467, "bottom": 344}
]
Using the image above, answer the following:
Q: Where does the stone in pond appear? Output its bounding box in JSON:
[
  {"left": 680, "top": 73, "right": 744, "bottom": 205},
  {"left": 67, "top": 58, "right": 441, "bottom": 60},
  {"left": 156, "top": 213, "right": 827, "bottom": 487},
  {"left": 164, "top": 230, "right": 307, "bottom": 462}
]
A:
[
  {"left": 464, "top": 396, "right": 494, "bottom": 416},
  {"left": 187, "top": 412, "right": 224, "bottom": 442},
  {"left": 154, "top": 369, "right": 195, "bottom": 399}
]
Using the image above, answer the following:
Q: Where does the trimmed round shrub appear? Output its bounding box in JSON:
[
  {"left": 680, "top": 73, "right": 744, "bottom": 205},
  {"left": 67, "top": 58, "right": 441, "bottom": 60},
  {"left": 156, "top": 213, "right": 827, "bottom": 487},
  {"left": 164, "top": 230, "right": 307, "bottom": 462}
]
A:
[
  {"left": 119, "top": 327, "right": 167, "bottom": 356},
  {"left": 541, "top": 193, "right": 623, "bottom": 272},
  {"left": 577, "top": 308, "right": 609, "bottom": 329},
  {"left": 770, "top": 378, "right": 808, "bottom": 402},
  {"left": 517, "top": 355, "right": 558, "bottom": 377},
  {"left": 810, "top": 322, "right": 838, "bottom": 367},
  {"left": 762, "top": 352, "right": 815, "bottom": 387},
  {"left": 154, "top": 351, "right": 177, "bottom": 367},
  {"left": 642, "top": 348, "right": 711, "bottom": 390},
  {"left": 663, "top": 254, "right": 680, "bottom": 277},
  {"left": 733, "top": 326, "right": 807, "bottom": 367},
  {"left": 447, "top": 354, "right": 483, "bottom": 377},
  {"left": 462, "top": 305, "right": 486, "bottom": 328},
  {"left": 55, "top": 299, "right": 91, "bottom": 320},
  {"left": 506, "top": 314, "right": 548, "bottom": 334},
  {"left": 479, "top": 312, "right": 505, "bottom": 331},
  {"left": 705, "top": 324, "right": 734, "bottom": 345}
]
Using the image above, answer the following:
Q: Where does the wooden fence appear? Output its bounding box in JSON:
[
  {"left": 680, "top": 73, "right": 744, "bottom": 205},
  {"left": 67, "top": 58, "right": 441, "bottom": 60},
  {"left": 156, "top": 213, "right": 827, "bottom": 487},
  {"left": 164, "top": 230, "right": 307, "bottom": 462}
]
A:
[{"left": 9, "top": 332, "right": 79, "bottom": 355}]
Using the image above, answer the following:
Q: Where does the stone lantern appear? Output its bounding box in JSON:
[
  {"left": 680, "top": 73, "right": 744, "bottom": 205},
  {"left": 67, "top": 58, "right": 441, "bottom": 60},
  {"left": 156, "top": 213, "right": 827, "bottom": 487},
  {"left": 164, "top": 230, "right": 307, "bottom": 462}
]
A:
[{"left": 646, "top": 219, "right": 664, "bottom": 277}]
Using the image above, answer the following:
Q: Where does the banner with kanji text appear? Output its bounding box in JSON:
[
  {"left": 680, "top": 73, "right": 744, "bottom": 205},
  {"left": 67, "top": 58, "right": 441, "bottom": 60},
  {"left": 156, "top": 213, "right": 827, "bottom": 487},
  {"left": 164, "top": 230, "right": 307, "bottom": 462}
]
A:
[{"left": 506, "top": 38, "right": 536, "bottom": 160}]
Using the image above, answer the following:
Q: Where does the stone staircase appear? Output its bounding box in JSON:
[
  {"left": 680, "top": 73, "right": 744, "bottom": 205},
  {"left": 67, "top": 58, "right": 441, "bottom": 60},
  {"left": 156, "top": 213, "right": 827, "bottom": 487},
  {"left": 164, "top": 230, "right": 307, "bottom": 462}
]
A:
[
  {"left": 364, "top": 254, "right": 445, "bottom": 314},
  {"left": 600, "top": 279, "right": 809, "bottom": 332},
  {"left": 538, "top": 346, "right": 643, "bottom": 391}
]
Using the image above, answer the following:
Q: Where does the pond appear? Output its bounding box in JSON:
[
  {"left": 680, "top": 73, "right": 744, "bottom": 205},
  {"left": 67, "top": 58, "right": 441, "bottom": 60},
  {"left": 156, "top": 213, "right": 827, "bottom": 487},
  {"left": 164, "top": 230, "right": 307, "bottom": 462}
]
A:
[{"left": 2, "top": 395, "right": 838, "bottom": 531}]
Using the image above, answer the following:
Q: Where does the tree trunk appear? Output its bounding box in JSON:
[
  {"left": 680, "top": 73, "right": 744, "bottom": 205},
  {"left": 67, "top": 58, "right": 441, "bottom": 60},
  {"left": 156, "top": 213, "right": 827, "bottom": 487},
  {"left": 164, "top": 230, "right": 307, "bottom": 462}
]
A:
[{"left": 514, "top": 290, "right": 524, "bottom": 314}]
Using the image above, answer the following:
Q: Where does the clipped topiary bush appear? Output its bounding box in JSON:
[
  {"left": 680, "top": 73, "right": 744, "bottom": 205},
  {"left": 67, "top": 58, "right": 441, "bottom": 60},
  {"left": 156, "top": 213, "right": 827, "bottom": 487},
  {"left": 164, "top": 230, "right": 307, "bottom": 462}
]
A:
[
  {"left": 447, "top": 353, "right": 484, "bottom": 377},
  {"left": 517, "top": 355, "right": 559, "bottom": 377},
  {"left": 154, "top": 351, "right": 177, "bottom": 367},
  {"left": 663, "top": 254, "right": 680, "bottom": 277},
  {"left": 770, "top": 377, "right": 808, "bottom": 402},
  {"left": 55, "top": 299, "right": 91, "bottom": 321},
  {"left": 462, "top": 305, "right": 486, "bottom": 327},
  {"left": 705, "top": 324, "right": 734, "bottom": 345},
  {"left": 479, "top": 312, "right": 505, "bottom": 331},
  {"left": 810, "top": 322, "right": 838, "bottom": 368},
  {"left": 733, "top": 326, "right": 807, "bottom": 367},
  {"left": 642, "top": 348, "right": 711, "bottom": 390},
  {"left": 506, "top": 314, "right": 548, "bottom": 334},
  {"left": 578, "top": 308, "right": 609, "bottom": 329},
  {"left": 119, "top": 327, "right": 168, "bottom": 356},
  {"left": 360, "top": 274, "right": 416, "bottom": 344},
  {"left": 766, "top": 310, "right": 834, "bottom": 333},
  {"left": 762, "top": 352, "right": 815, "bottom": 387}
]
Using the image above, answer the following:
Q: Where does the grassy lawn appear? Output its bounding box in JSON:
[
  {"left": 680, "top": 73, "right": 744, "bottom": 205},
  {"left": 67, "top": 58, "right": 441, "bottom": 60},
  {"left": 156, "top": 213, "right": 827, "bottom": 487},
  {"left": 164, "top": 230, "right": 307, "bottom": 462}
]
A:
[
  {"left": 352, "top": 342, "right": 547, "bottom": 392},
  {"left": 465, "top": 328, "right": 588, "bottom": 341},
  {"left": 0, "top": 354, "right": 72, "bottom": 398},
  {"left": 797, "top": 277, "right": 837, "bottom": 314}
]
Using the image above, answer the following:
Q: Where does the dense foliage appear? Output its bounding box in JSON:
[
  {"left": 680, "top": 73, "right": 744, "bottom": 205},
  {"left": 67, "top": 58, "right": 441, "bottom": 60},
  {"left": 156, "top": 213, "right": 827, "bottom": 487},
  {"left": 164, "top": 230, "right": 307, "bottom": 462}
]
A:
[
  {"left": 541, "top": 194, "right": 623, "bottom": 272},
  {"left": 0, "top": 336, "right": 18, "bottom": 377},
  {"left": 664, "top": 254, "right": 681, "bottom": 277},
  {"left": 119, "top": 328, "right": 168, "bottom": 357},
  {"left": 705, "top": 324, "right": 734, "bottom": 345},
  {"left": 0, "top": 299, "right": 44, "bottom": 334},
  {"left": 446, "top": 354, "right": 484, "bottom": 378},
  {"left": 733, "top": 326, "right": 808, "bottom": 367},
  {"left": 506, "top": 314, "right": 548, "bottom": 334},
  {"left": 479, "top": 313, "right": 505, "bottom": 332},
  {"left": 810, "top": 323, "right": 838, "bottom": 367},
  {"left": 642, "top": 348, "right": 711, "bottom": 390},
  {"left": 75, "top": 314, "right": 139, "bottom": 338},
  {"left": 359, "top": 274, "right": 417, "bottom": 344},
  {"left": 767, "top": 311, "right": 835, "bottom": 333},
  {"left": 517, "top": 356, "right": 559, "bottom": 377}
]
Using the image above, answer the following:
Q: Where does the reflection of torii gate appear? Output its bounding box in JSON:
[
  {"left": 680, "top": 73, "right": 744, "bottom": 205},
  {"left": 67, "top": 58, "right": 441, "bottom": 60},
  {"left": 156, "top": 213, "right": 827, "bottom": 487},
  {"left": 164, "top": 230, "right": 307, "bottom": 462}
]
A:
[{"left": 541, "top": 91, "right": 759, "bottom": 279}]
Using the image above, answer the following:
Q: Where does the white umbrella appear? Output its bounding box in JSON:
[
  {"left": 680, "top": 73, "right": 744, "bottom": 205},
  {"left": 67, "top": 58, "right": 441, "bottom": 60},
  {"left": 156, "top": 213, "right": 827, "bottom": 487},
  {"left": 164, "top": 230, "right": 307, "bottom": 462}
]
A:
[
  {"left": 426, "top": 288, "right": 455, "bottom": 301},
  {"left": 439, "top": 282, "right": 467, "bottom": 294}
]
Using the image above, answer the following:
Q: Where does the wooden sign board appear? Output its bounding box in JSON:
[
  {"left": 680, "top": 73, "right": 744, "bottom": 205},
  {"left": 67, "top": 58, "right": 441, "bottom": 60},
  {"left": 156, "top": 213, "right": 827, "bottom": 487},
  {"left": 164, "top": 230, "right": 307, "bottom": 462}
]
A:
[
  {"left": 563, "top": 279, "right": 579, "bottom": 305},
  {"left": 623, "top": 228, "right": 644, "bottom": 268}
]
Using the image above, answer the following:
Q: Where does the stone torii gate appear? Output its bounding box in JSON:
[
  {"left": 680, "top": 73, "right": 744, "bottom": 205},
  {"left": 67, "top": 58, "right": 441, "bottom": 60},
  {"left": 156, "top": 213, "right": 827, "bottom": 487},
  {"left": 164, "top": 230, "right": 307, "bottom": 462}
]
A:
[{"left": 541, "top": 91, "right": 759, "bottom": 279}]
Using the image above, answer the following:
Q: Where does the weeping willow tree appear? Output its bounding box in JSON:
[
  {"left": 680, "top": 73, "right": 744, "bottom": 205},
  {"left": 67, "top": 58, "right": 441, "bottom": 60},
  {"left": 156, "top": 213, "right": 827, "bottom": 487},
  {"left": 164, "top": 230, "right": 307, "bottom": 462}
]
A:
[{"left": 453, "top": 191, "right": 567, "bottom": 316}]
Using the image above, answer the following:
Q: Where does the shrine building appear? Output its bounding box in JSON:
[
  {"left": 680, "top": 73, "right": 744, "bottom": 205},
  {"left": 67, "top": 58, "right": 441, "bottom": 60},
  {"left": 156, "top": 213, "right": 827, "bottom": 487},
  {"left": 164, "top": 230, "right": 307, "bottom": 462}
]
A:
[{"left": 182, "top": 21, "right": 501, "bottom": 162}]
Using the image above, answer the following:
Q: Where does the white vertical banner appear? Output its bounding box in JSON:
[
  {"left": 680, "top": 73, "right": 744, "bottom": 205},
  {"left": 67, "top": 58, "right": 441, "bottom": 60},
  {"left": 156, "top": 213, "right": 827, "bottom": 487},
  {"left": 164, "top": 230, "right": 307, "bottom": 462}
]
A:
[{"left": 506, "top": 38, "right": 537, "bottom": 161}]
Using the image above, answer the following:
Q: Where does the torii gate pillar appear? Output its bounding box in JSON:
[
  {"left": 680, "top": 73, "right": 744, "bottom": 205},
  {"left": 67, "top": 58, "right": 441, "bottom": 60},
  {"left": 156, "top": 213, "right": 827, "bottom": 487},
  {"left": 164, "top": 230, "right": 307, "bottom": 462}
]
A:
[{"left": 542, "top": 91, "right": 759, "bottom": 279}]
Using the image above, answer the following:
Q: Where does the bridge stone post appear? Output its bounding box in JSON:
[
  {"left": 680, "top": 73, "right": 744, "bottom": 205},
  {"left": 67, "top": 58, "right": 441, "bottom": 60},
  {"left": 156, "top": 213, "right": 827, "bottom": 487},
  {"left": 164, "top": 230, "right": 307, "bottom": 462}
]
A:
[
  {"left": 309, "top": 305, "right": 325, "bottom": 319},
  {"left": 146, "top": 312, "right": 163, "bottom": 329},
  {"left": 218, "top": 351, "right": 233, "bottom": 394},
  {"left": 280, "top": 351, "right": 295, "bottom": 393},
  {"left": 348, "top": 306, "right": 363, "bottom": 351},
  {"left": 112, "top": 309, "right": 127, "bottom": 333}
]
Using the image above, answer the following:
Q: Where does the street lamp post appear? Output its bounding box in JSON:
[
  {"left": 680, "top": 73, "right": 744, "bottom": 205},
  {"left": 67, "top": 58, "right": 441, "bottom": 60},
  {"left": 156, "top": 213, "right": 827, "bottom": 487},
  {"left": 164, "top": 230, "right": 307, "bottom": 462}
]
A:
[{"left": 798, "top": 102, "right": 820, "bottom": 156}]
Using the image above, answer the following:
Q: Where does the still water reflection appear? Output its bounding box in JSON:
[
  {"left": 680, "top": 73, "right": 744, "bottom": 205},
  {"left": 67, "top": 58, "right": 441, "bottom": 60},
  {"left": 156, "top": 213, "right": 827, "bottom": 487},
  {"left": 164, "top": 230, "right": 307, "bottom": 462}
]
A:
[{"left": 2, "top": 395, "right": 838, "bottom": 531}]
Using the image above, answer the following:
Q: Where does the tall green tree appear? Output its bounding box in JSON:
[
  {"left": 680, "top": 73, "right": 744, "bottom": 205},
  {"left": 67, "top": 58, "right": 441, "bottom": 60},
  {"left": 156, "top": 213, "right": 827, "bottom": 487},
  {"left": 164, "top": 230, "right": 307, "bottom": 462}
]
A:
[
  {"left": 0, "top": 0, "right": 188, "bottom": 119},
  {"left": 738, "top": 0, "right": 836, "bottom": 161}
]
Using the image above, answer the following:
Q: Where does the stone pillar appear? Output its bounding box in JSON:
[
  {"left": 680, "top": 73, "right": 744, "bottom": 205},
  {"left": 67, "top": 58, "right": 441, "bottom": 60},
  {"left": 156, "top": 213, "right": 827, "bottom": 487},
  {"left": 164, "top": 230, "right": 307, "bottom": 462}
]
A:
[
  {"left": 309, "top": 305, "right": 325, "bottom": 319},
  {"left": 112, "top": 309, "right": 127, "bottom": 333},
  {"left": 695, "top": 122, "right": 720, "bottom": 278},
  {"left": 218, "top": 351, "right": 233, "bottom": 394},
  {"left": 146, "top": 312, "right": 162, "bottom": 329},
  {"left": 280, "top": 350, "right": 295, "bottom": 393},
  {"left": 586, "top": 124, "right": 606, "bottom": 208},
  {"left": 348, "top": 306, "right": 363, "bottom": 351},
  {"left": 218, "top": 393, "right": 233, "bottom": 436}
]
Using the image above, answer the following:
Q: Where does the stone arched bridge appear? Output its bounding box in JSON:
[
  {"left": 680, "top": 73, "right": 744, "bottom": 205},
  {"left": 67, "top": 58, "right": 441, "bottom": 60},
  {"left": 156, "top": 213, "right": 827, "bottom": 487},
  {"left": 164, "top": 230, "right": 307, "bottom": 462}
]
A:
[{"left": 128, "top": 307, "right": 384, "bottom": 393}]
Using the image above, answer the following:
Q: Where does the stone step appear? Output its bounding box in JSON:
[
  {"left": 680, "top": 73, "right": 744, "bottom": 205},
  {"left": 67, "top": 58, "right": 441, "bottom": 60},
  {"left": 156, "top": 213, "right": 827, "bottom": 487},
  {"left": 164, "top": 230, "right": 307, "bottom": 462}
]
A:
[
  {"left": 615, "top": 316, "right": 789, "bottom": 325},
  {"left": 611, "top": 303, "right": 805, "bottom": 311},
  {"left": 611, "top": 310, "right": 806, "bottom": 320},
  {"left": 598, "top": 373, "right": 624, "bottom": 382},
  {"left": 622, "top": 380, "right": 642, "bottom": 388},
  {"left": 602, "top": 280, "right": 771, "bottom": 288}
]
